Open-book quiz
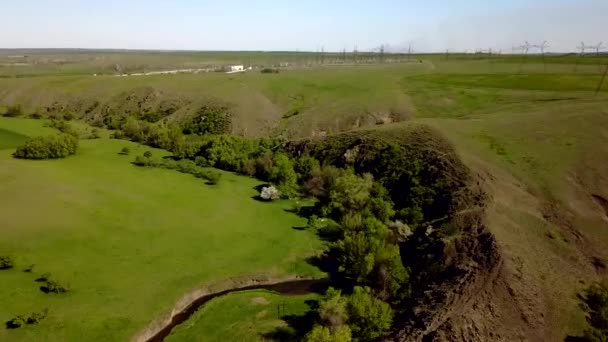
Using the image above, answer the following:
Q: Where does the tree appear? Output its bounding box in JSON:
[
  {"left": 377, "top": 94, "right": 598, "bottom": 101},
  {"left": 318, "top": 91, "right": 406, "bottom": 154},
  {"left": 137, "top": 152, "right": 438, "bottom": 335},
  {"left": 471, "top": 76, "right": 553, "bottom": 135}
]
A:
[
  {"left": 295, "top": 154, "right": 320, "bottom": 182},
  {"left": 304, "top": 166, "right": 342, "bottom": 200},
  {"left": 347, "top": 286, "right": 394, "bottom": 341},
  {"left": 370, "top": 244, "right": 411, "bottom": 302},
  {"left": 305, "top": 325, "right": 352, "bottom": 342},
  {"left": 13, "top": 134, "right": 78, "bottom": 159},
  {"left": 333, "top": 231, "right": 381, "bottom": 283},
  {"left": 120, "top": 147, "right": 130, "bottom": 155},
  {"left": 270, "top": 153, "right": 297, "bottom": 186},
  {"left": 269, "top": 153, "right": 298, "bottom": 197},
  {"left": 260, "top": 186, "right": 281, "bottom": 201},
  {"left": 318, "top": 288, "right": 348, "bottom": 328},
  {"left": 143, "top": 151, "right": 152, "bottom": 158},
  {"left": 325, "top": 172, "right": 374, "bottom": 219}
]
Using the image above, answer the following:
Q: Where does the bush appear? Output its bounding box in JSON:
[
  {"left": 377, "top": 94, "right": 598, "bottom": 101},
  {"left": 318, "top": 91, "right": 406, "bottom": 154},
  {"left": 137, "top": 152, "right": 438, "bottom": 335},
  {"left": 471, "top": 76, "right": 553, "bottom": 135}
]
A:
[
  {"left": 200, "top": 169, "right": 222, "bottom": 184},
  {"left": 261, "top": 68, "right": 280, "bottom": 74},
  {"left": 181, "top": 104, "right": 233, "bottom": 135},
  {"left": 195, "top": 156, "right": 210, "bottom": 167},
  {"left": 0, "top": 256, "right": 14, "bottom": 270},
  {"left": 305, "top": 325, "right": 352, "bottom": 342},
  {"left": 40, "top": 280, "right": 68, "bottom": 294},
  {"left": 3, "top": 105, "right": 22, "bottom": 117},
  {"left": 90, "top": 128, "right": 101, "bottom": 139},
  {"left": 25, "top": 309, "right": 48, "bottom": 325},
  {"left": 13, "top": 134, "right": 78, "bottom": 160},
  {"left": 133, "top": 155, "right": 161, "bottom": 167},
  {"left": 5, "top": 310, "right": 48, "bottom": 329},
  {"left": 119, "top": 147, "right": 130, "bottom": 155},
  {"left": 260, "top": 186, "right": 281, "bottom": 201},
  {"left": 47, "top": 118, "right": 78, "bottom": 136},
  {"left": 295, "top": 154, "right": 321, "bottom": 182},
  {"left": 5, "top": 315, "right": 25, "bottom": 329},
  {"left": 143, "top": 151, "right": 152, "bottom": 158},
  {"left": 581, "top": 283, "right": 608, "bottom": 341}
]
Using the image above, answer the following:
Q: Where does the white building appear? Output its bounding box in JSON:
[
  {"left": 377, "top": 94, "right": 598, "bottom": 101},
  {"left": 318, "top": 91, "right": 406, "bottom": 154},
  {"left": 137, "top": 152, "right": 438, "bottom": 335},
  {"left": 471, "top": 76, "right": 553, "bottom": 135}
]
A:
[{"left": 227, "top": 65, "right": 244, "bottom": 72}]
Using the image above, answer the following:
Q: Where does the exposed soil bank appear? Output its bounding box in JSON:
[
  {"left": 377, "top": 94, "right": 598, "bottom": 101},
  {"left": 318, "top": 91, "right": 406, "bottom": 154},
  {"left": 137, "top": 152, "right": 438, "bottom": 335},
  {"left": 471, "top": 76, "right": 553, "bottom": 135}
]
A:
[{"left": 133, "top": 276, "right": 329, "bottom": 342}]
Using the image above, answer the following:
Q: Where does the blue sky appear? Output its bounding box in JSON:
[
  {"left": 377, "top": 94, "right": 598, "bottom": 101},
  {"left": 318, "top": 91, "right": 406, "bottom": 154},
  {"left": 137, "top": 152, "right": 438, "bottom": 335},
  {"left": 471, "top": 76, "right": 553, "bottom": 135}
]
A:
[{"left": 1, "top": 0, "right": 606, "bottom": 52}]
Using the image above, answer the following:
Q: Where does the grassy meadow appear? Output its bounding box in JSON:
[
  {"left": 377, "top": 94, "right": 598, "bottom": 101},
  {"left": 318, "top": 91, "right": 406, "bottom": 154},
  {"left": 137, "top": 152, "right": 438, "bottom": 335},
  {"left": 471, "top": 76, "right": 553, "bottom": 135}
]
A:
[
  {"left": 0, "top": 118, "right": 321, "bottom": 341},
  {"left": 165, "top": 289, "right": 318, "bottom": 342}
]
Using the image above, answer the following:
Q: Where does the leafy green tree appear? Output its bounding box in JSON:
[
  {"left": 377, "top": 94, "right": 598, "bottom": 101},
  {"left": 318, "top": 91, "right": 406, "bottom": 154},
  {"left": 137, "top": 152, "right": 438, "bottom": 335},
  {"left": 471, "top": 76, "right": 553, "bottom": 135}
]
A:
[
  {"left": 333, "top": 231, "right": 381, "bottom": 283},
  {"left": 269, "top": 153, "right": 298, "bottom": 196},
  {"left": 295, "top": 154, "right": 321, "bottom": 182},
  {"left": 325, "top": 172, "right": 374, "bottom": 218},
  {"left": 13, "top": 134, "right": 78, "bottom": 159},
  {"left": 347, "top": 286, "right": 394, "bottom": 341},
  {"left": 304, "top": 166, "right": 343, "bottom": 200},
  {"left": 318, "top": 288, "right": 348, "bottom": 328},
  {"left": 305, "top": 325, "right": 352, "bottom": 342},
  {"left": 370, "top": 244, "right": 411, "bottom": 302}
]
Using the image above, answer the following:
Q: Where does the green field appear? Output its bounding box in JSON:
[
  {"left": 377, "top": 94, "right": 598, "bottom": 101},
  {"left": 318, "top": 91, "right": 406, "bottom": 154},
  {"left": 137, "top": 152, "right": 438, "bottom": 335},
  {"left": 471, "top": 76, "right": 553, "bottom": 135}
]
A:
[
  {"left": 0, "top": 118, "right": 321, "bottom": 341},
  {"left": 166, "top": 289, "right": 317, "bottom": 342}
]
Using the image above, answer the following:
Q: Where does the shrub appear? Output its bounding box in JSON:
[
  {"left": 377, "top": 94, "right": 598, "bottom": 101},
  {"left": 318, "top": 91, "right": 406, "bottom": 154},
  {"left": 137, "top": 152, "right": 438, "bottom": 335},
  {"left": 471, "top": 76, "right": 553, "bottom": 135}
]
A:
[
  {"left": 199, "top": 170, "right": 221, "bottom": 184},
  {"left": 182, "top": 104, "right": 233, "bottom": 135},
  {"left": 120, "top": 147, "right": 130, "bottom": 155},
  {"left": 3, "top": 105, "right": 22, "bottom": 117},
  {"left": 0, "top": 256, "right": 14, "bottom": 270},
  {"left": 40, "top": 280, "right": 68, "bottom": 294},
  {"left": 90, "top": 128, "right": 101, "bottom": 139},
  {"left": 47, "top": 118, "right": 78, "bottom": 136},
  {"left": 5, "top": 310, "right": 48, "bottom": 329},
  {"left": 260, "top": 186, "right": 281, "bottom": 201},
  {"left": 581, "top": 283, "right": 608, "bottom": 341},
  {"left": 25, "top": 309, "right": 48, "bottom": 325},
  {"left": 143, "top": 151, "right": 152, "bottom": 158},
  {"left": 133, "top": 155, "right": 161, "bottom": 167},
  {"left": 5, "top": 315, "right": 25, "bottom": 329},
  {"left": 195, "top": 156, "right": 210, "bottom": 167},
  {"left": 261, "top": 68, "right": 280, "bottom": 74},
  {"left": 28, "top": 113, "right": 43, "bottom": 119},
  {"left": 13, "top": 134, "right": 78, "bottom": 160}
]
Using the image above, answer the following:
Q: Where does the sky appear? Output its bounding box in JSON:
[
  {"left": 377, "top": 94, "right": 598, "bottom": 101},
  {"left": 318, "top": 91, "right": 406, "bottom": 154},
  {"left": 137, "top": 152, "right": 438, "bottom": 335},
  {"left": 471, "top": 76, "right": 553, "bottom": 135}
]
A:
[{"left": 1, "top": 0, "right": 606, "bottom": 52}]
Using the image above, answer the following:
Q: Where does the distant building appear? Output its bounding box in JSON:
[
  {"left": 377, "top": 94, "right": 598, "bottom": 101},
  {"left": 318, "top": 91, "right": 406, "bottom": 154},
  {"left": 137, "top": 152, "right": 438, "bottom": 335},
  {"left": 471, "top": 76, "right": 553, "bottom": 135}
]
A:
[{"left": 226, "top": 65, "right": 244, "bottom": 72}]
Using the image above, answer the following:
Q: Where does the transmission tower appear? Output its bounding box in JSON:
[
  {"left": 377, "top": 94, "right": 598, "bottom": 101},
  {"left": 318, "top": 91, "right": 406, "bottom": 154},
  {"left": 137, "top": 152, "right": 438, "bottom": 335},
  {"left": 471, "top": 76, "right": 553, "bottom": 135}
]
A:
[{"left": 532, "top": 41, "right": 549, "bottom": 71}]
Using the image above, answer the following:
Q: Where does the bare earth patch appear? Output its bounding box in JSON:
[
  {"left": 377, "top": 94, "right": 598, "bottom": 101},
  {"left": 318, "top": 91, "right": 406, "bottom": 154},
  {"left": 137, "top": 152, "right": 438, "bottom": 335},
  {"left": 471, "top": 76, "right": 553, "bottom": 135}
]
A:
[{"left": 251, "top": 297, "right": 269, "bottom": 305}]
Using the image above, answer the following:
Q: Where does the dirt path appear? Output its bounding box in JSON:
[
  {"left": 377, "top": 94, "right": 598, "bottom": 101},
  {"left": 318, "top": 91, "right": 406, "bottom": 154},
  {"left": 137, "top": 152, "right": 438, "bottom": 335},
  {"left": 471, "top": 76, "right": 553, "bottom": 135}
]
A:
[{"left": 132, "top": 275, "right": 329, "bottom": 342}]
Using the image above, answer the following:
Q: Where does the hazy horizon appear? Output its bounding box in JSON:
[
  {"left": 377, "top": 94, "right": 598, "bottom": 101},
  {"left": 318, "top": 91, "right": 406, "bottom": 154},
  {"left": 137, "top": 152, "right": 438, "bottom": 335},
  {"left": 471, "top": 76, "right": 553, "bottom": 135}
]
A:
[{"left": 1, "top": 0, "right": 607, "bottom": 53}]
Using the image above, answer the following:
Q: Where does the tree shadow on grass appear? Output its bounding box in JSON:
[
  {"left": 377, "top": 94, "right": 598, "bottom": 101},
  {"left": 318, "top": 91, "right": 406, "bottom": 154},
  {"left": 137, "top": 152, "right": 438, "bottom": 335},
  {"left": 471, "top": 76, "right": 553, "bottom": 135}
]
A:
[
  {"left": 284, "top": 205, "right": 317, "bottom": 219},
  {"left": 261, "top": 300, "right": 319, "bottom": 341}
]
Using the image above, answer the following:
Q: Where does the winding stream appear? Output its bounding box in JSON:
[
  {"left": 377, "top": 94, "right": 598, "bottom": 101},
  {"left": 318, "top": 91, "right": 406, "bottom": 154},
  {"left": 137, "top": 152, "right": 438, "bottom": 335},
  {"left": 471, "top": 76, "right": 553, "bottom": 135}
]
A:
[{"left": 146, "top": 278, "right": 330, "bottom": 342}]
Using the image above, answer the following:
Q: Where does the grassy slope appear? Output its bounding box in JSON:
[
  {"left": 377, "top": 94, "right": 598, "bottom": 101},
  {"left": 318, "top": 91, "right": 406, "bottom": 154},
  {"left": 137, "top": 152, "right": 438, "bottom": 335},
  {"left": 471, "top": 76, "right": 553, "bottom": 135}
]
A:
[
  {"left": 0, "top": 118, "right": 321, "bottom": 341},
  {"left": 403, "top": 60, "right": 608, "bottom": 338},
  {"left": 0, "top": 64, "right": 419, "bottom": 138},
  {"left": 165, "top": 290, "right": 317, "bottom": 342}
]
